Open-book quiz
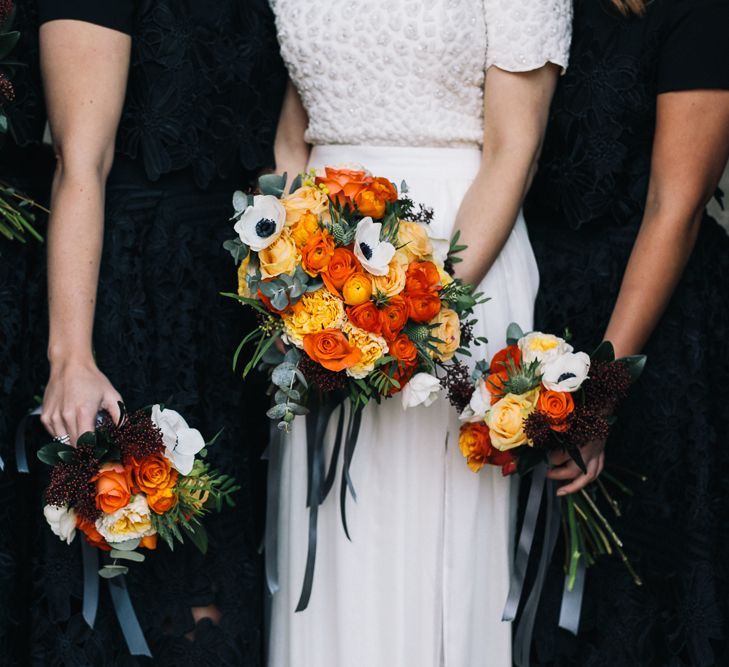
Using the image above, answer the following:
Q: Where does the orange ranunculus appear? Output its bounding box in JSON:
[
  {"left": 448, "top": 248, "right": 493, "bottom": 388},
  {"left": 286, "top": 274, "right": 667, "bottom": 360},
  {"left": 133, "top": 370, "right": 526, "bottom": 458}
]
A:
[
  {"left": 301, "top": 230, "right": 336, "bottom": 276},
  {"left": 290, "top": 210, "right": 322, "bottom": 247},
  {"left": 459, "top": 423, "right": 495, "bottom": 473},
  {"left": 76, "top": 515, "right": 111, "bottom": 551},
  {"left": 537, "top": 389, "right": 575, "bottom": 433},
  {"left": 347, "top": 302, "right": 383, "bottom": 335},
  {"left": 405, "top": 261, "right": 442, "bottom": 294},
  {"left": 342, "top": 272, "right": 373, "bottom": 306},
  {"left": 132, "top": 454, "right": 178, "bottom": 496},
  {"left": 380, "top": 295, "right": 409, "bottom": 340},
  {"left": 303, "top": 329, "right": 363, "bottom": 372},
  {"left": 139, "top": 534, "right": 158, "bottom": 550},
  {"left": 315, "top": 167, "right": 373, "bottom": 209},
  {"left": 354, "top": 177, "right": 398, "bottom": 218},
  {"left": 92, "top": 463, "right": 133, "bottom": 514},
  {"left": 387, "top": 360, "right": 416, "bottom": 396},
  {"left": 490, "top": 344, "right": 521, "bottom": 372},
  {"left": 147, "top": 487, "right": 178, "bottom": 514},
  {"left": 390, "top": 334, "right": 418, "bottom": 367},
  {"left": 323, "top": 247, "right": 360, "bottom": 295},
  {"left": 486, "top": 370, "right": 509, "bottom": 405},
  {"left": 406, "top": 290, "right": 442, "bottom": 323}
]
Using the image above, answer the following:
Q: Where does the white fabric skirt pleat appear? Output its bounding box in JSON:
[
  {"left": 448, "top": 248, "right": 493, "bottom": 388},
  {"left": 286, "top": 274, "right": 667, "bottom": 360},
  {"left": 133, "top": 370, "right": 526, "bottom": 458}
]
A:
[{"left": 268, "top": 145, "right": 539, "bottom": 667}]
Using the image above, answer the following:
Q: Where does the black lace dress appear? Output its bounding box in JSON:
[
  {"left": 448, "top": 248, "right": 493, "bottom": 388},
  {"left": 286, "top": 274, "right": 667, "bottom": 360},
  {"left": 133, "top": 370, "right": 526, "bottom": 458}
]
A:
[
  {"left": 522, "top": 1, "right": 729, "bottom": 666},
  {"left": 14, "top": 2, "right": 287, "bottom": 665}
]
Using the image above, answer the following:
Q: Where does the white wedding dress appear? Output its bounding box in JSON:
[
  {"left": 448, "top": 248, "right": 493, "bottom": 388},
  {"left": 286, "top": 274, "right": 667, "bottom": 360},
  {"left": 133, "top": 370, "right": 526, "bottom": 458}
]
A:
[{"left": 268, "top": 2, "right": 571, "bottom": 666}]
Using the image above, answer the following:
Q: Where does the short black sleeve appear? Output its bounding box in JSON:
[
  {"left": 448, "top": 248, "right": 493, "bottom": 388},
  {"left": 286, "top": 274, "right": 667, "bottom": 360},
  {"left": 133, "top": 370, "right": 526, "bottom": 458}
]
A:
[
  {"left": 657, "top": 0, "right": 729, "bottom": 94},
  {"left": 38, "top": 0, "right": 136, "bottom": 35}
]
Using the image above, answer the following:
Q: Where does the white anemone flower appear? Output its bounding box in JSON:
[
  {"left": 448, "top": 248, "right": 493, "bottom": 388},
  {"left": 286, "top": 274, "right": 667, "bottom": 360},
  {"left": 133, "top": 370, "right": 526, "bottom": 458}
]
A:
[
  {"left": 542, "top": 352, "right": 591, "bottom": 393},
  {"left": 151, "top": 405, "right": 206, "bottom": 476},
  {"left": 354, "top": 217, "right": 396, "bottom": 276},
  {"left": 233, "top": 194, "right": 286, "bottom": 252},
  {"left": 402, "top": 372, "right": 443, "bottom": 409}
]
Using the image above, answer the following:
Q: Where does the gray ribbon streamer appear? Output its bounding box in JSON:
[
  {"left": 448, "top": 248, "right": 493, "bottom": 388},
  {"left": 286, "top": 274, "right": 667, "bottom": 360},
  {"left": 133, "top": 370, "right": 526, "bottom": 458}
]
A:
[
  {"left": 263, "top": 422, "right": 283, "bottom": 595},
  {"left": 15, "top": 405, "right": 42, "bottom": 473},
  {"left": 502, "top": 463, "right": 547, "bottom": 622},
  {"left": 107, "top": 575, "right": 152, "bottom": 657},
  {"left": 80, "top": 539, "right": 100, "bottom": 628},
  {"left": 512, "top": 478, "right": 561, "bottom": 667},
  {"left": 558, "top": 558, "right": 586, "bottom": 635}
]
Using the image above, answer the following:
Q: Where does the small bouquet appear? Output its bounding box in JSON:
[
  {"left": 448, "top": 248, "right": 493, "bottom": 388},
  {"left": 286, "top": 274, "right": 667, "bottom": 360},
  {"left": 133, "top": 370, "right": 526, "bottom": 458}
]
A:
[
  {"left": 223, "top": 167, "right": 482, "bottom": 427},
  {"left": 458, "top": 324, "right": 646, "bottom": 592},
  {"left": 39, "top": 404, "right": 238, "bottom": 578}
]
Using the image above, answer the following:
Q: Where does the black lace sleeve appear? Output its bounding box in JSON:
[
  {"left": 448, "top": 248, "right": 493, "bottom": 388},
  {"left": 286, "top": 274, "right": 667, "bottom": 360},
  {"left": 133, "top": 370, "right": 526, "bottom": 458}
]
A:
[
  {"left": 657, "top": 0, "right": 729, "bottom": 94},
  {"left": 38, "top": 0, "right": 136, "bottom": 34}
]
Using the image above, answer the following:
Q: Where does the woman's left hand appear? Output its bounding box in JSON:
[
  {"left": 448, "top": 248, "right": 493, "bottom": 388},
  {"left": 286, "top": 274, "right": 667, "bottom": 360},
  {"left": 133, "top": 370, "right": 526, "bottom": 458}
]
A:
[{"left": 547, "top": 439, "right": 606, "bottom": 496}]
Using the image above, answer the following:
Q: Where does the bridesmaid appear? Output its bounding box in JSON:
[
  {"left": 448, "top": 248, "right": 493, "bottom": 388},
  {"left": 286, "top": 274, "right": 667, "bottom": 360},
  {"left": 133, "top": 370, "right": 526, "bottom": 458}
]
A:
[
  {"left": 32, "top": 0, "right": 286, "bottom": 664},
  {"left": 523, "top": 0, "right": 729, "bottom": 665}
]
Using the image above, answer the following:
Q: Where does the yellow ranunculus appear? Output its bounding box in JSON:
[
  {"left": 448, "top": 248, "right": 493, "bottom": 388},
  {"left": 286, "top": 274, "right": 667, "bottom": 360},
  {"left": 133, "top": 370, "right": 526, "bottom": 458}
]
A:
[
  {"left": 283, "top": 185, "right": 329, "bottom": 226},
  {"left": 342, "top": 273, "right": 373, "bottom": 306},
  {"left": 290, "top": 211, "right": 321, "bottom": 248},
  {"left": 258, "top": 231, "right": 299, "bottom": 279},
  {"left": 371, "top": 258, "right": 407, "bottom": 297},
  {"left": 397, "top": 220, "right": 433, "bottom": 261},
  {"left": 487, "top": 389, "right": 540, "bottom": 451},
  {"left": 283, "top": 289, "right": 345, "bottom": 348},
  {"left": 343, "top": 323, "right": 389, "bottom": 380},
  {"left": 237, "top": 254, "right": 251, "bottom": 297},
  {"left": 429, "top": 308, "right": 461, "bottom": 362}
]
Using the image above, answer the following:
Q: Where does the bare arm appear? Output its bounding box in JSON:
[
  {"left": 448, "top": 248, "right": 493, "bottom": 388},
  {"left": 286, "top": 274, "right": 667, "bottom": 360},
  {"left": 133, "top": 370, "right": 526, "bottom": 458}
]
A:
[
  {"left": 604, "top": 90, "right": 729, "bottom": 357},
  {"left": 40, "top": 20, "right": 131, "bottom": 443},
  {"left": 274, "top": 79, "right": 311, "bottom": 182},
  {"left": 452, "top": 65, "right": 559, "bottom": 287}
]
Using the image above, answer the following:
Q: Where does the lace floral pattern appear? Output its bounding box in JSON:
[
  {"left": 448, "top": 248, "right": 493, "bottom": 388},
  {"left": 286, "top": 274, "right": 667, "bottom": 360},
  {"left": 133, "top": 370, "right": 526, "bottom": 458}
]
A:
[
  {"left": 273, "top": 0, "right": 571, "bottom": 148},
  {"left": 523, "top": 1, "right": 729, "bottom": 664}
]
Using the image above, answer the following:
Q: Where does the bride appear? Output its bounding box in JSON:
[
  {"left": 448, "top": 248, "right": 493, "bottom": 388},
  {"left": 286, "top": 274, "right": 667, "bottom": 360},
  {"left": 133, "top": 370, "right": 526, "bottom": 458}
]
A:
[{"left": 269, "top": 1, "right": 572, "bottom": 665}]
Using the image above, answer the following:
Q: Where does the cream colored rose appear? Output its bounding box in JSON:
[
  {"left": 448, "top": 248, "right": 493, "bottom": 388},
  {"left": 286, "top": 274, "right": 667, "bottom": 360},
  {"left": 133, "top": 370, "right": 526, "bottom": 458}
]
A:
[
  {"left": 95, "top": 495, "right": 156, "bottom": 544},
  {"left": 397, "top": 220, "right": 433, "bottom": 261},
  {"left": 429, "top": 308, "right": 461, "bottom": 361},
  {"left": 518, "top": 332, "right": 573, "bottom": 368},
  {"left": 283, "top": 289, "right": 346, "bottom": 348},
  {"left": 487, "top": 389, "right": 540, "bottom": 451},
  {"left": 343, "top": 323, "right": 389, "bottom": 380},
  {"left": 283, "top": 185, "right": 329, "bottom": 226},
  {"left": 258, "top": 231, "right": 300, "bottom": 279},
  {"left": 371, "top": 258, "right": 407, "bottom": 297}
]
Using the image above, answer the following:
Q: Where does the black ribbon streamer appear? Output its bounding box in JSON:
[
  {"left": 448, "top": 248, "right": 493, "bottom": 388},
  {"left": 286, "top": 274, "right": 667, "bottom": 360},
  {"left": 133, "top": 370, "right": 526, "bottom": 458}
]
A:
[{"left": 80, "top": 540, "right": 100, "bottom": 628}]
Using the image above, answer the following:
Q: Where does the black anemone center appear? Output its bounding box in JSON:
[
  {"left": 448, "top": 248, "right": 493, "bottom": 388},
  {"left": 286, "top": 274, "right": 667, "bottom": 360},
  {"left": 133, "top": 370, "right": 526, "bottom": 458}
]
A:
[
  {"left": 359, "top": 242, "right": 373, "bottom": 260},
  {"left": 557, "top": 372, "right": 576, "bottom": 383},
  {"left": 256, "top": 218, "right": 277, "bottom": 238}
]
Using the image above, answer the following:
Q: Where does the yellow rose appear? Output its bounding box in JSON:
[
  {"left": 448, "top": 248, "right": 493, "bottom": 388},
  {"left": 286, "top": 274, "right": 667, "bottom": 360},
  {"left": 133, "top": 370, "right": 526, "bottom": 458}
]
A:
[
  {"left": 487, "top": 389, "right": 540, "bottom": 451},
  {"left": 343, "top": 323, "right": 389, "bottom": 380},
  {"left": 283, "top": 289, "right": 345, "bottom": 348},
  {"left": 283, "top": 185, "right": 329, "bottom": 226},
  {"left": 371, "top": 258, "right": 407, "bottom": 297},
  {"left": 437, "top": 263, "right": 454, "bottom": 287},
  {"left": 237, "top": 254, "right": 251, "bottom": 297},
  {"left": 393, "top": 249, "right": 411, "bottom": 267},
  {"left": 429, "top": 308, "right": 461, "bottom": 361},
  {"left": 397, "top": 220, "right": 433, "bottom": 261},
  {"left": 290, "top": 211, "right": 321, "bottom": 248},
  {"left": 258, "top": 231, "right": 299, "bottom": 279}
]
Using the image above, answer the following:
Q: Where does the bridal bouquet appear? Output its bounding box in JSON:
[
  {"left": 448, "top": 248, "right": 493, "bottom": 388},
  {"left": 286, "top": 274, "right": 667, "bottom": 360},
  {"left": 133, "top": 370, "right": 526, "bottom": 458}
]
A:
[
  {"left": 224, "top": 167, "right": 481, "bottom": 428},
  {"left": 39, "top": 405, "right": 238, "bottom": 578},
  {"left": 458, "top": 323, "right": 646, "bottom": 622}
]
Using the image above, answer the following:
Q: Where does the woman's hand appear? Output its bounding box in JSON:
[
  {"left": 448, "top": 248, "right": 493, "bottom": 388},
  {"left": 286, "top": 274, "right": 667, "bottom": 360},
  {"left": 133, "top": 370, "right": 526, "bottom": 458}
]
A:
[
  {"left": 547, "top": 439, "right": 606, "bottom": 496},
  {"left": 41, "top": 359, "right": 123, "bottom": 445}
]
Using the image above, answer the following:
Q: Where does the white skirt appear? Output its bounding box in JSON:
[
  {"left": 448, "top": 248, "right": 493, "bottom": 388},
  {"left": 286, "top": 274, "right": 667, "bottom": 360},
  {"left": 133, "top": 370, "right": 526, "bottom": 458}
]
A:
[{"left": 268, "top": 145, "right": 539, "bottom": 667}]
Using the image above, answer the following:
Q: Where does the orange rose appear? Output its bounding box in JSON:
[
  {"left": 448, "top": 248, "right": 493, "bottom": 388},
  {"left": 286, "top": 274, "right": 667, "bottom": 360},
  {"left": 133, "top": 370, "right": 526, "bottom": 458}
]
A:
[
  {"left": 323, "top": 247, "right": 360, "bottom": 294},
  {"left": 290, "top": 211, "right": 322, "bottom": 248},
  {"left": 405, "top": 261, "right": 442, "bottom": 294},
  {"left": 147, "top": 487, "right": 178, "bottom": 514},
  {"left": 537, "top": 389, "right": 575, "bottom": 433},
  {"left": 347, "top": 302, "right": 383, "bottom": 335},
  {"left": 92, "top": 463, "right": 133, "bottom": 514},
  {"left": 132, "top": 454, "right": 178, "bottom": 496},
  {"left": 303, "top": 329, "right": 363, "bottom": 372},
  {"left": 459, "top": 423, "right": 495, "bottom": 473},
  {"left": 76, "top": 515, "right": 111, "bottom": 551},
  {"left": 301, "top": 230, "right": 336, "bottom": 276},
  {"left": 315, "top": 167, "right": 373, "bottom": 208},
  {"left": 389, "top": 334, "right": 418, "bottom": 367},
  {"left": 139, "top": 534, "right": 158, "bottom": 550},
  {"left": 342, "top": 272, "right": 373, "bottom": 306},
  {"left": 490, "top": 344, "right": 521, "bottom": 372},
  {"left": 406, "top": 290, "right": 442, "bottom": 323},
  {"left": 354, "top": 177, "right": 398, "bottom": 218},
  {"left": 381, "top": 295, "right": 409, "bottom": 340}
]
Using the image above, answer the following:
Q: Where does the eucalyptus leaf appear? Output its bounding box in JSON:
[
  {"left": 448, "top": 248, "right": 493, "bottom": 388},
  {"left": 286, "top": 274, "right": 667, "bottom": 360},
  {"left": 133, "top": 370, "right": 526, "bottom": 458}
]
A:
[
  {"left": 506, "top": 322, "right": 525, "bottom": 346},
  {"left": 288, "top": 402, "right": 308, "bottom": 416},
  {"left": 258, "top": 281, "right": 279, "bottom": 298},
  {"left": 271, "top": 291, "right": 289, "bottom": 312},
  {"left": 267, "top": 404, "right": 289, "bottom": 420},
  {"left": 271, "top": 362, "right": 297, "bottom": 387},
  {"left": 258, "top": 173, "right": 287, "bottom": 197},
  {"left": 223, "top": 238, "right": 249, "bottom": 264},
  {"left": 110, "top": 549, "right": 146, "bottom": 563},
  {"left": 98, "top": 565, "right": 129, "bottom": 579},
  {"left": 110, "top": 538, "right": 141, "bottom": 552},
  {"left": 289, "top": 173, "right": 303, "bottom": 194},
  {"left": 232, "top": 190, "right": 248, "bottom": 213}
]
